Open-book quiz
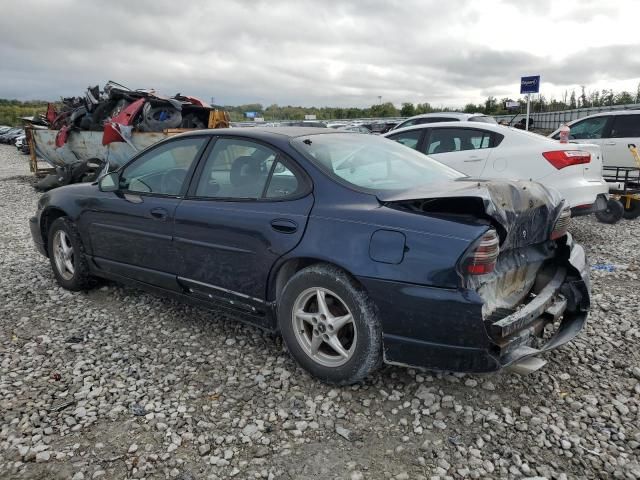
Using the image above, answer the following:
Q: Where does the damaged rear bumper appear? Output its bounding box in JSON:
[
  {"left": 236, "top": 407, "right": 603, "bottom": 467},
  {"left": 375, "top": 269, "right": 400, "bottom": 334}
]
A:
[
  {"left": 361, "top": 234, "right": 590, "bottom": 373},
  {"left": 493, "top": 236, "right": 589, "bottom": 371}
]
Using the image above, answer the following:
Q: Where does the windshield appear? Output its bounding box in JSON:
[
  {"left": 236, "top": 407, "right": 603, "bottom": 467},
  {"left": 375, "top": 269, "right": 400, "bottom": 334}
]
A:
[{"left": 291, "top": 133, "right": 462, "bottom": 191}]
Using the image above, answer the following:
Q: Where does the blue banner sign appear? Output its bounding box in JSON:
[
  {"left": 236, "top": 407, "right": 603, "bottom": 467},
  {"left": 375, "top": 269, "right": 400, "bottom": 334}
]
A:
[{"left": 520, "top": 76, "right": 540, "bottom": 94}]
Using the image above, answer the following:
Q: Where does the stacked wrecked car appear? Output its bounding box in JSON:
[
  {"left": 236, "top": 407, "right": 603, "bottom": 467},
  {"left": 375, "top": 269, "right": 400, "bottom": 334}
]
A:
[{"left": 29, "top": 81, "right": 229, "bottom": 191}]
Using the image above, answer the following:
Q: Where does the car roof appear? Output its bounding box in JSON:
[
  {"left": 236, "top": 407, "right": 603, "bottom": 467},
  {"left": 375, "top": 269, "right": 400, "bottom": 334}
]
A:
[
  {"left": 174, "top": 126, "right": 347, "bottom": 140},
  {"left": 401, "top": 112, "right": 488, "bottom": 121},
  {"left": 586, "top": 109, "right": 640, "bottom": 117},
  {"left": 385, "top": 120, "right": 505, "bottom": 135}
]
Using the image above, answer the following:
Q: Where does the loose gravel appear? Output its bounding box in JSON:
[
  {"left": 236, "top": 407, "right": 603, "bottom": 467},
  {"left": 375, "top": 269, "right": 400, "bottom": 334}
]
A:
[{"left": 0, "top": 144, "right": 639, "bottom": 480}]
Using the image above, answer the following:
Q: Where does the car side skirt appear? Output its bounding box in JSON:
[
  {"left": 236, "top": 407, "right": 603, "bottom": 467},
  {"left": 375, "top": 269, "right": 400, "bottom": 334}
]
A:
[{"left": 87, "top": 256, "right": 277, "bottom": 331}]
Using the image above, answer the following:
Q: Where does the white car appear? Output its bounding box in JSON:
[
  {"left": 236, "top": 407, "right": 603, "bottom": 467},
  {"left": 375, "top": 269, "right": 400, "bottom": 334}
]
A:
[
  {"left": 384, "top": 122, "right": 609, "bottom": 216},
  {"left": 15, "top": 134, "right": 26, "bottom": 149},
  {"left": 549, "top": 110, "right": 640, "bottom": 168},
  {"left": 391, "top": 112, "right": 496, "bottom": 131}
]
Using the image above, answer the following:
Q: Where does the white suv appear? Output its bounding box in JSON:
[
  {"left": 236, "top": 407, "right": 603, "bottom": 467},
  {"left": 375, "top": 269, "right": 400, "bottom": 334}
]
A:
[
  {"left": 392, "top": 112, "right": 496, "bottom": 131},
  {"left": 549, "top": 110, "right": 640, "bottom": 168}
]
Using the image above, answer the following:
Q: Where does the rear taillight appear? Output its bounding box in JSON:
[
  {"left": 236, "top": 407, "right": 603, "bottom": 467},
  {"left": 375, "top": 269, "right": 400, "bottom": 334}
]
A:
[
  {"left": 542, "top": 150, "right": 591, "bottom": 169},
  {"left": 465, "top": 229, "right": 499, "bottom": 275},
  {"left": 551, "top": 207, "right": 571, "bottom": 240}
]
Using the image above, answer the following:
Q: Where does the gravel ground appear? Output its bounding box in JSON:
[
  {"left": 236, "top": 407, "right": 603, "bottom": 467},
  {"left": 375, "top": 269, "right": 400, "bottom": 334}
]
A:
[{"left": 0, "top": 144, "right": 639, "bottom": 480}]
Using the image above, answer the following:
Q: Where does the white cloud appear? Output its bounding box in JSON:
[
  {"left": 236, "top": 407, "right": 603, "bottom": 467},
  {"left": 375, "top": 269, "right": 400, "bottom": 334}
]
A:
[{"left": 0, "top": 0, "right": 638, "bottom": 107}]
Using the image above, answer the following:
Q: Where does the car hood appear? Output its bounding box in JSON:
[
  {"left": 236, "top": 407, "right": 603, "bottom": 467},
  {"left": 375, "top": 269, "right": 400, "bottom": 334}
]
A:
[{"left": 377, "top": 178, "right": 565, "bottom": 250}]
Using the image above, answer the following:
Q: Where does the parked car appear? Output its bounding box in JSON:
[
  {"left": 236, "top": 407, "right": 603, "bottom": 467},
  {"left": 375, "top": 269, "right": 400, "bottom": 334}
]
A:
[
  {"left": 391, "top": 112, "right": 496, "bottom": 131},
  {"left": 338, "top": 125, "right": 371, "bottom": 134},
  {"left": 19, "top": 139, "right": 30, "bottom": 155},
  {"left": 549, "top": 110, "right": 640, "bottom": 168},
  {"left": 14, "top": 134, "right": 26, "bottom": 150},
  {"left": 282, "top": 121, "right": 327, "bottom": 128},
  {"left": 31, "top": 128, "right": 589, "bottom": 384},
  {"left": 0, "top": 128, "right": 24, "bottom": 144},
  {"left": 0, "top": 126, "right": 12, "bottom": 135},
  {"left": 326, "top": 122, "right": 349, "bottom": 129},
  {"left": 385, "top": 122, "right": 609, "bottom": 216}
]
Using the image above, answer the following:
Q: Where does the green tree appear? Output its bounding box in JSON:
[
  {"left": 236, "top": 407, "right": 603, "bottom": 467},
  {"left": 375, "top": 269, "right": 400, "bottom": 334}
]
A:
[
  {"left": 615, "top": 91, "right": 634, "bottom": 105},
  {"left": 414, "top": 102, "right": 434, "bottom": 114},
  {"left": 400, "top": 103, "right": 415, "bottom": 117},
  {"left": 369, "top": 102, "right": 399, "bottom": 117},
  {"left": 579, "top": 86, "right": 588, "bottom": 108},
  {"left": 463, "top": 103, "right": 478, "bottom": 114}
]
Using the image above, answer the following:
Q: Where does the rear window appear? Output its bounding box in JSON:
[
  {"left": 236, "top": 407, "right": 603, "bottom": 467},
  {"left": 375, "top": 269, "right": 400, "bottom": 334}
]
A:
[
  {"left": 418, "top": 117, "right": 458, "bottom": 124},
  {"left": 291, "top": 133, "right": 462, "bottom": 192},
  {"left": 469, "top": 116, "right": 497, "bottom": 124}
]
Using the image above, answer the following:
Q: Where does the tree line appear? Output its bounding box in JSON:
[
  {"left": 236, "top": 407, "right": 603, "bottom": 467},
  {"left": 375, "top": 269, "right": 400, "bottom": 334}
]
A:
[
  {"left": 224, "top": 84, "right": 640, "bottom": 121},
  {"left": 0, "top": 100, "right": 50, "bottom": 127},
  {"left": 463, "top": 84, "right": 640, "bottom": 116},
  {"left": 2, "top": 84, "right": 640, "bottom": 126}
]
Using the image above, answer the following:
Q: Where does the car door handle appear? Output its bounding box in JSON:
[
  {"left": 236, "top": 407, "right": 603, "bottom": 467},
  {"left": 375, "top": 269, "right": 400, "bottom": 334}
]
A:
[
  {"left": 150, "top": 207, "right": 168, "bottom": 221},
  {"left": 464, "top": 157, "right": 483, "bottom": 162},
  {"left": 271, "top": 219, "right": 298, "bottom": 234},
  {"left": 604, "top": 141, "right": 616, "bottom": 146}
]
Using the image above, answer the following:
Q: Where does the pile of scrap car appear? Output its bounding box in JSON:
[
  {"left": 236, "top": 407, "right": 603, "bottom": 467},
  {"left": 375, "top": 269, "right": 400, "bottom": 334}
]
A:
[{"left": 29, "top": 81, "right": 229, "bottom": 191}]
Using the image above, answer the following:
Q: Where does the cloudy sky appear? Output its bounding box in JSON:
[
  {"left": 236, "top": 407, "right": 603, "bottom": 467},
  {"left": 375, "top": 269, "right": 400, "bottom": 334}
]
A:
[{"left": 1, "top": 0, "right": 639, "bottom": 108}]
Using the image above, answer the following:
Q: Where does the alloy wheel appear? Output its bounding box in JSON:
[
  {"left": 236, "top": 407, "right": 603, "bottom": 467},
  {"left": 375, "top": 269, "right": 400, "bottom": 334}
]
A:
[
  {"left": 292, "top": 287, "right": 357, "bottom": 367},
  {"left": 53, "top": 230, "right": 75, "bottom": 281}
]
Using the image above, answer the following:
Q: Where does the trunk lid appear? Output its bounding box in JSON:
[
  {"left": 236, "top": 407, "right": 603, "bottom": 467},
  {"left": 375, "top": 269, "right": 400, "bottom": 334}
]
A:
[
  {"left": 377, "top": 178, "right": 565, "bottom": 250},
  {"left": 567, "top": 142, "right": 604, "bottom": 180}
]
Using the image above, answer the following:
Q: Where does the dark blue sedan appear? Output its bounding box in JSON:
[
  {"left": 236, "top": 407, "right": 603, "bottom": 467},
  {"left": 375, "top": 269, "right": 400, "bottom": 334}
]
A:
[{"left": 30, "top": 128, "right": 590, "bottom": 384}]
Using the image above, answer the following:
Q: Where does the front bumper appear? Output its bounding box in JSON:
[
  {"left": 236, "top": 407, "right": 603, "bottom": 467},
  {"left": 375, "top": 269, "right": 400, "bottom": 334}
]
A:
[
  {"left": 359, "top": 235, "right": 590, "bottom": 373},
  {"left": 30, "top": 214, "right": 47, "bottom": 257}
]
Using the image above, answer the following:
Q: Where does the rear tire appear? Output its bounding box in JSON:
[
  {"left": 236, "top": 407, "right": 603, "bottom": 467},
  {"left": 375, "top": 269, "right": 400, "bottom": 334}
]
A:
[
  {"left": 621, "top": 197, "right": 640, "bottom": 220},
  {"left": 595, "top": 199, "right": 624, "bottom": 224},
  {"left": 47, "top": 217, "right": 95, "bottom": 291},
  {"left": 278, "top": 264, "right": 382, "bottom": 385}
]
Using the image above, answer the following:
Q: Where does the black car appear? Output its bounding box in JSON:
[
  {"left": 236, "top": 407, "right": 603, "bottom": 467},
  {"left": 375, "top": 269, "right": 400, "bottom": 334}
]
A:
[{"left": 30, "top": 128, "right": 590, "bottom": 384}]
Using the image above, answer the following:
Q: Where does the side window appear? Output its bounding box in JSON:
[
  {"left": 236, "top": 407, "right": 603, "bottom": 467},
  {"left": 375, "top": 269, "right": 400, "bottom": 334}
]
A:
[
  {"left": 265, "top": 161, "right": 301, "bottom": 198},
  {"left": 425, "top": 129, "right": 492, "bottom": 155},
  {"left": 610, "top": 115, "right": 640, "bottom": 138},
  {"left": 388, "top": 130, "right": 422, "bottom": 149},
  {"left": 398, "top": 119, "right": 417, "bottom": 129},
  {"left": 568, "top": 116, "right": 609, "bottom": 139},
  {"left": 194, "top": 138, "right": 305, "bottom": 200},
  {"left": 195, "top": 138, "right": 278, "bottom": 199},
  {"left": 120, "top": 137, "right": 206, "bottom": 195}
]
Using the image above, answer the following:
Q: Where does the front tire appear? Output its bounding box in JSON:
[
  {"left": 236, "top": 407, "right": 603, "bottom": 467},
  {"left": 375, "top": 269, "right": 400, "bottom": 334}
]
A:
[
  {"left": 47, "top": 217, "right": 94, "bottom": 291},
  {"left": 278, "top": 264, "right": 382, "bottom": 385}
]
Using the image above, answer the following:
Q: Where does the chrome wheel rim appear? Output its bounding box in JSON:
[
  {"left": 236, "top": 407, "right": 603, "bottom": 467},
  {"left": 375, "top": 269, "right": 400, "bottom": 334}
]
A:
[
  {"left": 292, "top": 287, "right": 357, "bottom": 367},
  {"left": 53, "top": 230, "right": 75, "bottom": 281}
]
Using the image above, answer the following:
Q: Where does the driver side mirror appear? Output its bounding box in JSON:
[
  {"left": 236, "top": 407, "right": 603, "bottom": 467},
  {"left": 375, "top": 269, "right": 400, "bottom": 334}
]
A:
[{"left": 99, "top": 172, "right": 119, "bottom": 192}]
